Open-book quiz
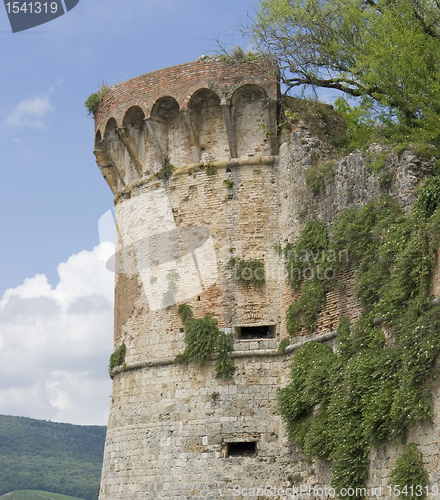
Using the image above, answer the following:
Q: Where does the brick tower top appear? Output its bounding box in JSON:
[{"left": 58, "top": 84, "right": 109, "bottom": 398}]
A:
[
  {"left": 93, "top": 59, "right": 280, "bottom": 196},
  {"left": 94, "top": 59, "right": 279, "bottom": 131}
]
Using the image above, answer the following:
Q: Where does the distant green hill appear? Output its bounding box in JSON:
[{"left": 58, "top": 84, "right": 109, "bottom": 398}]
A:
[
  {"left": 0, "top": 415, "right": 106, "bottom": 500},
  {"left": 0, "top": 490, "right": 83, "bottom": 500}
]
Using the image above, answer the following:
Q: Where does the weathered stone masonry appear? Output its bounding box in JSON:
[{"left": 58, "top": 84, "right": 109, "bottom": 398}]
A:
[{"left": 94, "top": 60, "right": 440, "bottom": 499}]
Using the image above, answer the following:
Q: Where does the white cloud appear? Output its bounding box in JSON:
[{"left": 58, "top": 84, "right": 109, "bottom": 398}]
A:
[
  {"left": 0, "top": 242, "right": 115, "bottom": 425},
  {"left": 4, "top": 94, "right": 53, "bottom": 129}
]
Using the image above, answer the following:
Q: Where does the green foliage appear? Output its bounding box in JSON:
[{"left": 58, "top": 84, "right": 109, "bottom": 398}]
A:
[
  {"left": 278, "top": 198, "right": 440, "bottom": 496},
  {"left": 332, "top": 97, "right": 378, "bottom": 153},
  {"left": 84, "top": 83, "right": 111, "bottom": 116},
  {"left": 214, "top": 332, "right": 236, "bottom": 379},
  {"left": 277, "top": 108, "right": 300, "bottom": 133},
  {"left": 390, "top": 444, "right": 429, "bottom": 500},
  {"left": 414, "top": 174, "right": 440, "bottom": 219},
  {"left": 0, "top": 415, "right": 105, "bottom": 500},
  {"left": 305, "top": 161, "right": 334, "bottom": 195},
  {"left": 284, "top": 110, "right": 300, "bottom": 121},
  {"left": 286, "top": 279, "right": 326, "bottom": 334},
  {"left": 177, "top": 315, "right": 219, "bottom": 365},
  {"left": 282, "top": 219, "right": 328, "bottom": 289},
  {"left": 211, "top": 392, "right": 220, "bottom": 401},
  {"left": 278, "top": 338, "right": 290, "bottom": 353},
  {"left": 156, "top": 157, "right": 175, "bottom": 180},
  {"left": 372, "top": 151, "right": 388, "bottom": 173},
  {"left": 175, "top": 308, "right": 235, "bottom": 378},
  {"left": 177, "top": 303, "right": 194, "bottom": 323},
  {"left": 228, "top": 257, "right": 265, "bottom": 288},
  {"left": 109, "top": 342, "right": 126, "bottom": 373},
  {"left": 223, "top": 179, "right": 234, "bottom": 189},
  {"left": 249, "top": 0, "right": 440, "bottom": 151}
]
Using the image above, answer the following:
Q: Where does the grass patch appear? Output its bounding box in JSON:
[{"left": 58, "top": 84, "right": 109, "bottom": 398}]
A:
[
  {"left": 156, "top": 157, "right": 175, "bottom": 180},
  {"left": 84, "top": 83, "right": 111, "bottom": 116},
  {"left": 109, "top": 342, "right": 126, "bottom": 372},
  {"left": 378, "top": 173, "right": 391, "bottom": 189},
  {"left": 218, "top": 46, "right": 262, "bottom": 63}
]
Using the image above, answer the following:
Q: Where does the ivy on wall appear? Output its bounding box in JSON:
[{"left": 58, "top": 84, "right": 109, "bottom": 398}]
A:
[
  {"left": 286, "top": 279, "right": 326, "bottom": 334},
  {"left": 228, "top": 257, "right": 266, "bottom": 288},
  {"left": 278, "top": 189, "right": 440, "bottom": 496},
  {"left": 175, "top": 304, "right": 235, "bottom": 379},
  {"left": 390, "top": 443, "right": 429, "bottom": 500}
]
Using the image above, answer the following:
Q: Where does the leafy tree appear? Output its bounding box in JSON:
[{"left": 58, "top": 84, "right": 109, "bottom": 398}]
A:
[{"left": 247, "top": 0, "right": 440, "bottom": 147}]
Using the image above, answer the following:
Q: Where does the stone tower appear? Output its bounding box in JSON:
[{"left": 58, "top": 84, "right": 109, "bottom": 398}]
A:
[
  {"left": 93, "top": 60, "right": 440, "bottom": 499},
  {"left": 93, "top": 59, "right": 307, "bottom": 499}
]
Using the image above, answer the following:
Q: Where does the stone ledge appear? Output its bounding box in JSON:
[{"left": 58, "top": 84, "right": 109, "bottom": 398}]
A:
[{"left": 109, "top": 330, "right": 337, "bottom": 379}]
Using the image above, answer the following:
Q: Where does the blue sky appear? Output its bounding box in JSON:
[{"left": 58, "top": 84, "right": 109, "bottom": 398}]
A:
[{"left": 0, "top": 0, "right": 259, "bottom": 425}]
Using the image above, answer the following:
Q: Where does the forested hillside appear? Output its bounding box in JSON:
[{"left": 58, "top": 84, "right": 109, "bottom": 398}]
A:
[
  {"left": 0, "top": 415, "right": 106, "bottom": 500},
  {"left": 0, "top": 491, "right": 83, "bottom": 500}
]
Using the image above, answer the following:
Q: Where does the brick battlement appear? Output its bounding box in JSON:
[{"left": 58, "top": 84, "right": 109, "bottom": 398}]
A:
[{"left": 94, "top": 59, "right": 279, "bottom": 134}]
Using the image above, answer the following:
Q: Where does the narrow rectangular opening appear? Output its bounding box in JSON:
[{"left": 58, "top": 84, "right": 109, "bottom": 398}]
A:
[
  {"left": 236, "top": 325, "right": 276, "bottom": 339},
  {"left": 227, "top": 441, "right": 257, "bottom": 457}
]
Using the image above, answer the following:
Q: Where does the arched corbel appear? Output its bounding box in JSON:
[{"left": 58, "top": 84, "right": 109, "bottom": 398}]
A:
[
  {"left": 181, "top": 109, "right": 201, "bottom": 163},
  {"left": 117, "top": 126, "right": 143, "bottom": 178},
  {"left": 144, "top": 118, "right": 165, "bottom": 165},
  {"left": 98, "top": 138, "right": 126, "bottom": 190},
  {"left": 220, "top": 98, "right": 238, "bottom": 159}
]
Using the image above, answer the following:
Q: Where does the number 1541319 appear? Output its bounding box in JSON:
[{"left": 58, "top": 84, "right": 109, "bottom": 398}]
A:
[{"left": 5, "top": 2, "right": 58, "bottom": 14}]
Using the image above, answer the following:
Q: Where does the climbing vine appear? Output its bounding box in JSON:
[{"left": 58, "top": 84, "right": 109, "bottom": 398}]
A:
[
  {"left": 413, "top": 169, "right": 440, "bottom": 220},
  {"left": 279, "top": 219, "right": 329, "bottom": 290},
  {"left": 278, "top": 193, "right": 440, "bottom": 497},
  {"left": 278, "top": 338, "right": 290, "bottom": 353},
  {"left": 286, "top": 279, "right": 326, "bottom": 334},
  {"left": 175, "top": 304, "right": 235, "bottom": 379},
  {"left": 228, "top": 257, "right": 265, "bottom": 288},
  {"left": 390, "top": 443, "right": 429, "bottom": 500}
]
